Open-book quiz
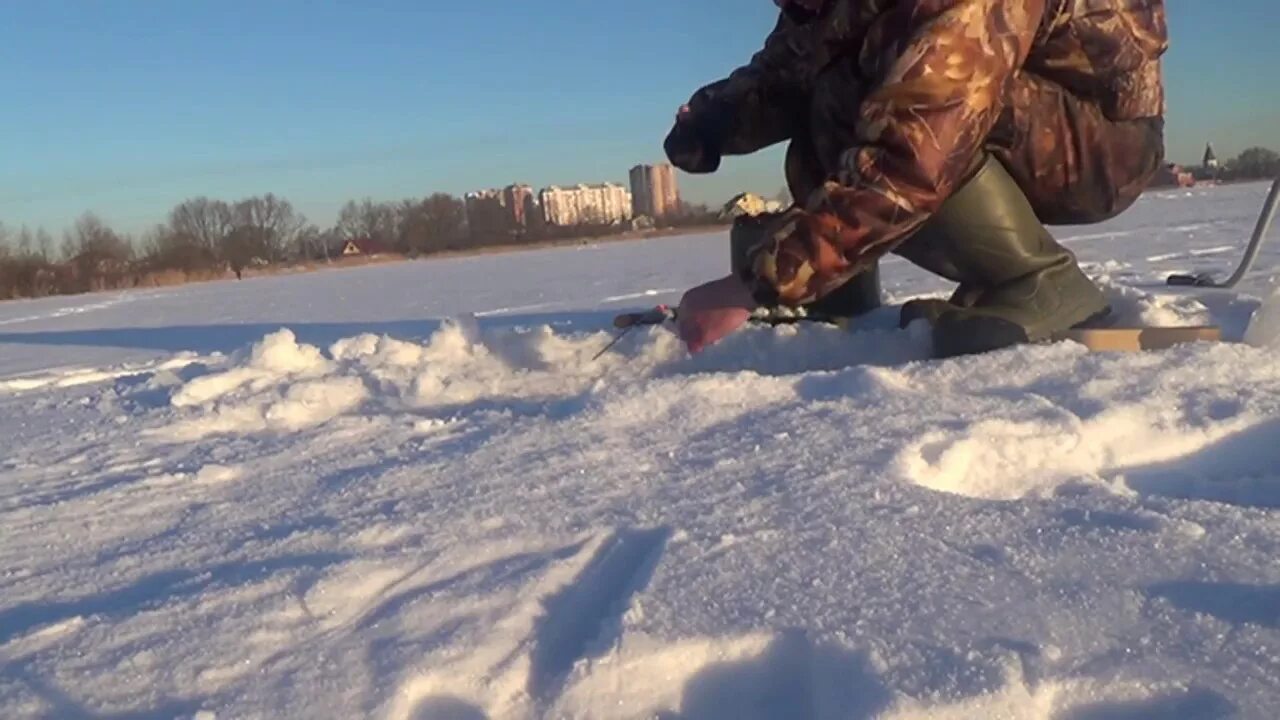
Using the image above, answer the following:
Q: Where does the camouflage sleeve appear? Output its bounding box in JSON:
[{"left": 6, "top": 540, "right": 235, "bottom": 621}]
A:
[
  {"left": 687, "top": 12, "right": 809, "bottom": 156},
  {"left": 744, "top": 0, "right": 1047, "bottom": 306}
]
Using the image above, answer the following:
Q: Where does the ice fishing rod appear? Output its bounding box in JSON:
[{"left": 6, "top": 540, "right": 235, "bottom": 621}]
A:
[
  {"left": 1167, "top": 172, "right": 1280, "bottom": 289},
  {"left": 591, "top": 304, "right": 843, "bottom": 360},
  {"left": 591, "top": 305, "right": 675, "bottom": 361}
]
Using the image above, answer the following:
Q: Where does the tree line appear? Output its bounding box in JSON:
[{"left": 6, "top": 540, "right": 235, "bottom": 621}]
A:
[
  {"left": 0, "top": 192, "right": 727, "bottom": 301},
  {"left": 7, "top": 144, "right": 1278, "bottom": 303},
  {"left": 1220, "top": 147, "right": 1280, "bottom": 181},
  {"left": 1188, "top": 146, "right": 1280, "bottom": 183}
]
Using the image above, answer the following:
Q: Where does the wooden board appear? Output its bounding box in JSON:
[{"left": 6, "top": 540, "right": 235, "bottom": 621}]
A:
[{"left": 1054, "top": 326, "right": 1222, "bottom": 352}]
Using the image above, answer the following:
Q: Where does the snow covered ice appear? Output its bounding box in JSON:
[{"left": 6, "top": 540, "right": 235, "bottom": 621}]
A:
[{"left": 1, "top": 181, "right": 1279, "bottom": 719}]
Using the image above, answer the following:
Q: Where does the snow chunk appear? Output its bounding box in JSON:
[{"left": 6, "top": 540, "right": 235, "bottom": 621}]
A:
[
  {"left": 248, "top": 328, "right": 330, "bottom": 374},
  {"left": 1245, "top": 284, "right": 1280, "bottom": 348},
  {"left": 263, "top": 376, "right": 368, "bottom": 432},
  {"left": 172, "top": 329, "right": 332, "bottom": 408},
  {"left": 1096, "top": 280, "right": 1213, "bottom": 328},
  {"left": 158, "top": 330, "right": 367, "bottom": 439},
  {"left": 194, "top": 464, "right": 242, "bottom": 485},
  {"left": 4, "top": 616, "right": 87, "bottom": 654},
  {"left": 159, "top": 404, "right": 270, "bottom": 441}
]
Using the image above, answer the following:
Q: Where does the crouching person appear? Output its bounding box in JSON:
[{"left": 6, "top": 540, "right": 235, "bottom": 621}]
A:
[{"left": 666, "top": 0, "right": 1167, "bottom": 357}]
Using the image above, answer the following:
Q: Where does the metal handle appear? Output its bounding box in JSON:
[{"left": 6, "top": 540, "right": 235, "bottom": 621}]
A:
[
  {"left": 1221, "top": 173, "right": 1280, "bottom": 289},
  {"left": 1168, "top": 173, "right": 1280, "bottom": 289}
]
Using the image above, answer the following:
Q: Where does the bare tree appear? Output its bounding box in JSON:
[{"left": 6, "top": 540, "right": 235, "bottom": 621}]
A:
[
  {"left": 0, "top": 224, "right": 10, "bottom": 295},
  {"left": 137, "top": 224, "right": 168, "bottom": 269},
  {"left": 345, "top": 196, "right": 470, "bottom": 257},
  {"left": 336, "top": 198, "right": 397, "bottom": 250},
  {"left": 62, "top": 213, "right": 133, "bottom": 292},
  {"left": 1, "top": 227, "right": 58, "bottom": 298},
  {"left": 395, "top": 199, "right": 430, "bottom": 256},
  {"left": 142, "top": 222, "right": 218, "bottom": 274},
  {"left": 0, "top": 224, "right": 12, "bottom": 299},
  {"left": 223, "top": 226, "right": 270, "bottom": 280},
  {"left": 36, "top": 228, "right": 54, "bottom": 261},
  {"left": 295, "top": 224, "right": 337, "bottom": 263},
  {"left": 63, "top": 213, "right": 131, "bottom": 260},
  {"left": 15, "top": 227, "right": 33, "bottom": 256},
  {"left": 231, "top": 194, "right": 306, "bottom": 263},
  {"left": 168, "top": 197, "right": 233, "bottom": 259},
  {"left": 419, "top": 193, "right": 467, "bottom": 253}
]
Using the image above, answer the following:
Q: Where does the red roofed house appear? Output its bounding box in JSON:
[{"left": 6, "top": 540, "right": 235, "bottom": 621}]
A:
[{"left": 339, "top": 237, "right": 389, "bottom": 257}]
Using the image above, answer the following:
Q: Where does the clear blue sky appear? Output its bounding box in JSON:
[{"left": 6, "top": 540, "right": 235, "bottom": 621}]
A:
[{"left": 1, "top": 0, "right": 1276, "bottom": 235}]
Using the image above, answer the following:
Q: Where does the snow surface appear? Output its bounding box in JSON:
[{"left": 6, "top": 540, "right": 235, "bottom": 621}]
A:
[{"left": 1, "top": 181, "right": 1279, "bottom": 719}]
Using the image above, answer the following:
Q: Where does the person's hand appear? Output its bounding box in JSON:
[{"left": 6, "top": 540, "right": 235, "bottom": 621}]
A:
[
  {"left": 676, "top": 275, "right": 757, "bottom": 353},
  {"left": 664, "top": 104, "right": 722, "bottom": 174}
]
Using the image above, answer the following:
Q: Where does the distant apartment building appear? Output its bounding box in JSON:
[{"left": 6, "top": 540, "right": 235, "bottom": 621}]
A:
[
  {"left": 503, "top": 184, "right": 536, "bottom": 228},
  {"left": 540, "top": 183, "right": 633, "bottom": 226},
  {"left": 629, "top": 163, "right": 680, "bottom": 219},
  {"left": 465, "top": 184, "right": 537, "bottom": 239}
]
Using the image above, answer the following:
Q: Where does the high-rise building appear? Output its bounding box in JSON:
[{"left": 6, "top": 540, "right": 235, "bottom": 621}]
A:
[
  {"left": 653, "top": 163, "right": 679, "bottom": 218},
  {"left": 465, "top": 184, "right": 538, "bottom": 240},
  {"left": 502, "top": 184, "right": 536, "bottom": 228},
  {"left": 629, "top": 163, "right": 681, "bottom": 219},
  {"left": 629, "top": 166, "right": 653, "bottom": 219},
  {"left": 540, "top": 183, "right": 633, "bottom": 226}
]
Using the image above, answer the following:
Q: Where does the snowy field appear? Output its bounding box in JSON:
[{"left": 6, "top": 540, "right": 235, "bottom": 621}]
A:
[{"left": 1, "top": 181, "right": 1279, "bottom": 719}]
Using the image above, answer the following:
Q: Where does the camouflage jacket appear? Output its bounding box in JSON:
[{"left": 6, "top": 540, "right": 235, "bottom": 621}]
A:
[{"left": 689, "top": 0, "right": 1167, "bottom": 306}]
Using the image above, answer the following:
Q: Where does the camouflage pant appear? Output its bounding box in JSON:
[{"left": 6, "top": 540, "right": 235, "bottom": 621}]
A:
[{"left": 786, "top": 68, "right": 1165, "bottom": 228}]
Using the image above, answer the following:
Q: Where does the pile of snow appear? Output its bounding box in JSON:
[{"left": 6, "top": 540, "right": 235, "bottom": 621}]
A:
[{"left": 160, "top": 329, "right": 367, "bottom": 439}]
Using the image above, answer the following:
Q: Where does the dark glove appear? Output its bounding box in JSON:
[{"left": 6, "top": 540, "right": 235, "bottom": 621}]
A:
[{"left": 664, "top": 104, "right": 723, "bottom": 174}]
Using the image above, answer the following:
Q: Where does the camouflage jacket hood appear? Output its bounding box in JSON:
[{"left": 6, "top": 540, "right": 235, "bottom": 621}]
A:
[{"left": 693, "top": 0, "right": 1167, "bottom": 305}]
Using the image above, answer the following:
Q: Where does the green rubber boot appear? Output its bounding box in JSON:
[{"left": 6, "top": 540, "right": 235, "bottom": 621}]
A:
[
  {"left": 894, "top": 156, "right": 1111, "bottom": 358},
  {"left": 730, "top": 213, "right": 882, "bottom": 321}
]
